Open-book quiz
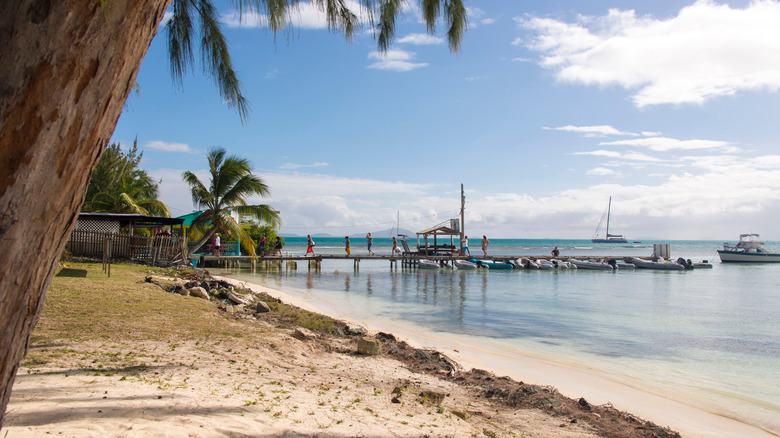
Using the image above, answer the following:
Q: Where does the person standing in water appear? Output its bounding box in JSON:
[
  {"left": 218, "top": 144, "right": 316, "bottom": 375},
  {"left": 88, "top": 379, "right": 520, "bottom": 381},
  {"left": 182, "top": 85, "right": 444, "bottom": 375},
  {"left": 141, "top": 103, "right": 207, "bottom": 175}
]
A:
[
  {"left": 482, "top": 235, "right": 489, "bottom": 257},
  {"left": 551, "top": 246, "right": 560, "bottom": 257},
  {"left": 366, "top": 233, "right": 375, "bottom": 255}
]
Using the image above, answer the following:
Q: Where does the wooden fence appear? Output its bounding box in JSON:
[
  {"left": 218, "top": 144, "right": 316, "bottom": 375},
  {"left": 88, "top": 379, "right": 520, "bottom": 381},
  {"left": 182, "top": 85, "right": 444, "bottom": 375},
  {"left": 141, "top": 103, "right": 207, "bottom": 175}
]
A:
[{"left": 66, "top": 230, "right": 184, "bottom": 265}]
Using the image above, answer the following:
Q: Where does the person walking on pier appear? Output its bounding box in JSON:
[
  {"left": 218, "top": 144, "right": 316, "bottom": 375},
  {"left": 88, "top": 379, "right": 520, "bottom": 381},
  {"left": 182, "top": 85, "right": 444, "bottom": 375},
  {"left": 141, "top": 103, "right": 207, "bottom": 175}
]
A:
[
  {"left": 306, "top": 235, "right": 315, "bottom": 256},
  {"left": 366, "top": 233, "right": 375, "bottom": 255},
  {"left": 274, "top": 237, "right": 284, "bottom": 256},
  {"left": 344, "top": 236, "right": 351, "bottom": 255},
  {"left": 214, "top": 233, "right": 221, "bottom": 257},
  {"left": 482, "top": 235, "right": 489, "bottom": 257},
  {"left": 258, "top": 233, "right": 266, "bottom": 256},
  {"left": 461, "top": 235, "right": 470, "bottom": 256},
  {"left": 391, "top": 236, "right": 402, "bottom": 255}
]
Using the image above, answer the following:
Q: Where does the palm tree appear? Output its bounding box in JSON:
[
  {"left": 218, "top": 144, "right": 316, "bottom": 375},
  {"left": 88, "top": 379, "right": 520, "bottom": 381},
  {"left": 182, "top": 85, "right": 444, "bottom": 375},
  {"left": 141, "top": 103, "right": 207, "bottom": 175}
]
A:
[
  {"left": 83, "top": 141, "right": 170, "bottom": 217},
  {"left": 182, "top": 147, "right": 280, "bottom": 258}
]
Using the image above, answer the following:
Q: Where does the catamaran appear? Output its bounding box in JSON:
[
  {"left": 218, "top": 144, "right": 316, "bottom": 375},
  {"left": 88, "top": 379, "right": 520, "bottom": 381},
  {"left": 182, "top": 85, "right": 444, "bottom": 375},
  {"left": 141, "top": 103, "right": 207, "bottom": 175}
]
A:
[{"left": 591, "top": 196, "right": 628, "bottom": 243}]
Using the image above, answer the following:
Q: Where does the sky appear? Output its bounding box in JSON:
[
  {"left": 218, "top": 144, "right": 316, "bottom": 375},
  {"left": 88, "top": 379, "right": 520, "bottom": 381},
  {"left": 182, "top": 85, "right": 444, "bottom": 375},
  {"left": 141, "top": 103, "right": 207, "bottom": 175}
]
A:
[{"left": 110, "top": 0, "right": 780, "bottom": 240}]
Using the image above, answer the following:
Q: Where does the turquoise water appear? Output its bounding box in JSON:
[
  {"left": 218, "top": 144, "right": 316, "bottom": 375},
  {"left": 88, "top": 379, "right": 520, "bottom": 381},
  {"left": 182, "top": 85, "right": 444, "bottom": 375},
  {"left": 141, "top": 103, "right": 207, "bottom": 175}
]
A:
[{"left": 219, "top": 238, "right": 780, "bottom": 434}]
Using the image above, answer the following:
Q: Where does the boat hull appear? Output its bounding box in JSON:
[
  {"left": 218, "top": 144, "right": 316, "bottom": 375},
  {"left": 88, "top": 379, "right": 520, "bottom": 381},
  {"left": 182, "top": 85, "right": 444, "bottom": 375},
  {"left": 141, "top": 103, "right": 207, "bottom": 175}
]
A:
[
  {"left": 717, "top": 250, "right": 780, "bottom": 262},
  {"left": 568, "top": 259, "right": 615, "bottom": 270},
  {"left": 631, "top": 258, "right": 684, "bottom": 270},
  {"left": 591, "top": 238, "right": 628, "bottom": 243}
]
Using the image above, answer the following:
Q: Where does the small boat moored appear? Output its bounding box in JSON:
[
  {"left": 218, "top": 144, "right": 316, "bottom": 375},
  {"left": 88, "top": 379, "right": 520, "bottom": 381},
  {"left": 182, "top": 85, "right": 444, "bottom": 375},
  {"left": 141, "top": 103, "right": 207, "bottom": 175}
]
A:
[
  {"left": 417, "top": 259, "right": 440, "bottom": 269},
  {"left": 631, "top": 258, "right": 684, "bottom": 270},
  {"left": 453, "top": 259, "right": 478, "bottom": 270},
  {"left": 717, "top": 234, "right": 780, "bottom": 262},
  {"left": 568, "top": 259, "right": 617, "bottom": 270}
]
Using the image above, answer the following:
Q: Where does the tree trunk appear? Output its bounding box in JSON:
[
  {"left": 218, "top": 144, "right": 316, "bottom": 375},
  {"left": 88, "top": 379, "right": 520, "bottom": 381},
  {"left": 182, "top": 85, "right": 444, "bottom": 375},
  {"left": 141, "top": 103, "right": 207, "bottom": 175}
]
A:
[{"left": 0, "top": 0, "right": 171, "bottom": 427}]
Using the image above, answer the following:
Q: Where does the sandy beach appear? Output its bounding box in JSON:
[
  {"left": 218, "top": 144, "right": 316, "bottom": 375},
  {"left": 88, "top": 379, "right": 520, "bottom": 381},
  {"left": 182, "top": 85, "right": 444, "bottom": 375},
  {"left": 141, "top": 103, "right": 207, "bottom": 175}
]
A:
[{"left": 1, "top": 264, "right": 768, "bottom": 437}]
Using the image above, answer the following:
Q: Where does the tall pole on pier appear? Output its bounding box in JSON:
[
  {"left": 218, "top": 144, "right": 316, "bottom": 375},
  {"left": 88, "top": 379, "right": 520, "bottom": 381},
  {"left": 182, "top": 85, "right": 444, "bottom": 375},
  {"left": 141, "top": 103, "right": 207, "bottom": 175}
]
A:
[{"left": 460, "top": 183, "right": 465, "bottom": 255}]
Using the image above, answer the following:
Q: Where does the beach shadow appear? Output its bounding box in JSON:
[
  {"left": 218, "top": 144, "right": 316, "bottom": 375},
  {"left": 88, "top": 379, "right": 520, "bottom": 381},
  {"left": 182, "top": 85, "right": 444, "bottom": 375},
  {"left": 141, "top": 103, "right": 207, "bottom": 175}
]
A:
[{"left": 55, "top": 268, "right": 87, "bottom": 278}]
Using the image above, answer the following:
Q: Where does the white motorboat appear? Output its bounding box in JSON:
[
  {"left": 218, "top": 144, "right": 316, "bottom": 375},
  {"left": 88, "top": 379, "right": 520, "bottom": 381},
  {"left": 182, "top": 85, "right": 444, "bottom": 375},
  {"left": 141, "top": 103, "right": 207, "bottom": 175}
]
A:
[
  {"left": 616, "top": 262, "right": 635, "bottom": 269},
  {"left": 568, "top": 259, "right": 617, "bottom": 270},
  {"left": 453, "top": 259, "right": 477, "bottom": 270},
  {"left": 631, "top": 258, "right": 684, "bottom": 270},
  {"left": 417, "top": 259, "right": 440, "bottom": 269},
  {"left": 717, "top": 234, "right": 780, "bottom": 262}
]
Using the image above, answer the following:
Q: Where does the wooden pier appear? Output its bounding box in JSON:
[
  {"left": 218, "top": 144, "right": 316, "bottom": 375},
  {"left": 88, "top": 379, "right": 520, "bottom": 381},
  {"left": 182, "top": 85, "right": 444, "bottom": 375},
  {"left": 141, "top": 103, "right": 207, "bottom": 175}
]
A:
[{"left": 195, "top": 254, "right": 645, "bottom": 272}]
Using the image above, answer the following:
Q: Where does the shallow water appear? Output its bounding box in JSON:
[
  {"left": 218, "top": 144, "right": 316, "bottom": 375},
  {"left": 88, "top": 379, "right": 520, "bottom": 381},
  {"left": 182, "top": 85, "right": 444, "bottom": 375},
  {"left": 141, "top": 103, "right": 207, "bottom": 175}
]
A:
[{"left": 217, "top": 238, "right": 780, "bottom": 434}]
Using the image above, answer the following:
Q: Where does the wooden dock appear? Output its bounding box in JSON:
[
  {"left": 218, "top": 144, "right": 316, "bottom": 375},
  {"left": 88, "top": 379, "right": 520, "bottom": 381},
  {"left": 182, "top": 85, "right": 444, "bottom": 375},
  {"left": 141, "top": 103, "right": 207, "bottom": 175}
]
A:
[{"left": 195, "top": 254, "right": 644, "bottom": 272}]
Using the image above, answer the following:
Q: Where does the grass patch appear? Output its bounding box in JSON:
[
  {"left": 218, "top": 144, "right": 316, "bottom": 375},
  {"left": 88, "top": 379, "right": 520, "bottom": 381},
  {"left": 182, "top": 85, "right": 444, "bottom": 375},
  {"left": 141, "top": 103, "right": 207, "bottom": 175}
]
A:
[{"left": 31, "top": 263, "right": 260, "bottom": 346}]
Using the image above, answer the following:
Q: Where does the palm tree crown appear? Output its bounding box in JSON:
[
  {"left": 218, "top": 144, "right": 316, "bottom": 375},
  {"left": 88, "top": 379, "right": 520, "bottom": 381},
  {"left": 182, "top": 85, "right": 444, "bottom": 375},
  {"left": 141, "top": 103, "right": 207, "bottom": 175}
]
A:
[
  {"left": 183, "top": 147, "right": 280, "bottom": 257},
  {"left": 83, "top": 140, "right": 170, "bottom": 217}
]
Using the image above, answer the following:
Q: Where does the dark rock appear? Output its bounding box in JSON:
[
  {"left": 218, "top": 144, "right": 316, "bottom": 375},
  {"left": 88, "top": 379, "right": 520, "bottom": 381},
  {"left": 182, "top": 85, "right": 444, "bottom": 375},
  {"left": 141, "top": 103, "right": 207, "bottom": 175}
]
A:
[
  {"left": 376, "top": 332, "right": 396, "bottom": 342},
  {"left": 415, "top": 349, "right": 432, "bottom": 362},
  {"left": 346, "top": 326, "right": 366, "bottom": 336},
  {"left": 255, "top": 301, "right": 270, "bottom": 313},
  {"left": 578, "top": 397, "right": 591, "bottom": 410}
]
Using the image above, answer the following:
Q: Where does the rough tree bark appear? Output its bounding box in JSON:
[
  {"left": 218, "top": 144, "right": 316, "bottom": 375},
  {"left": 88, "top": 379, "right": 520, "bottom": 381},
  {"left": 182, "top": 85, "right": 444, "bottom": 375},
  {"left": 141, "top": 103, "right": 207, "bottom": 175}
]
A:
[{"left": 0, "top": 0, "right": 171, "bottom": 427}]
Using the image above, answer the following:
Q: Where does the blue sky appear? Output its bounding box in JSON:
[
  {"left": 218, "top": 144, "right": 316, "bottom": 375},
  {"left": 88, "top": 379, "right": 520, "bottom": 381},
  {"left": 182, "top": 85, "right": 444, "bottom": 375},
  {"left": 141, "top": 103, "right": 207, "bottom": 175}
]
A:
[{"left": 111, "top": 0, "right": 780, "bottom": 240}]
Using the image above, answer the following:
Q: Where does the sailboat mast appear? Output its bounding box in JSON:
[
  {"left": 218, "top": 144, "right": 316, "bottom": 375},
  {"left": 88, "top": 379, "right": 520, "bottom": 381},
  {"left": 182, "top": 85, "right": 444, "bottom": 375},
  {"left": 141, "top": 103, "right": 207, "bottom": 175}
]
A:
[{"left": 605, "top": 196, "right": 612, "bottom": 237}]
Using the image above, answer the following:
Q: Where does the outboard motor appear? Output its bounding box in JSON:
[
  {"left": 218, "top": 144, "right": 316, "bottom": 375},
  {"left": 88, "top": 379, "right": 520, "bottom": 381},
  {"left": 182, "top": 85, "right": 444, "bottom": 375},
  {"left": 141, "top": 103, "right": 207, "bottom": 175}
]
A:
[
  {"left": 676, "top": 257, "right": 694, "bottom": 270},
  {"left": 607, "top": 259, "right": 617, "bottom": 270}
]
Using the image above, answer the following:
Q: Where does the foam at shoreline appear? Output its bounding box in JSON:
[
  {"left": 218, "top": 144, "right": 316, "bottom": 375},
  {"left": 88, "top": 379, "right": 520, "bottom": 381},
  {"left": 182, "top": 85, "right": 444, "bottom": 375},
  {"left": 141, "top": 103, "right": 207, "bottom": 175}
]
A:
[{"left": 217, "top": 274, "right": 777, "bottom": 438}]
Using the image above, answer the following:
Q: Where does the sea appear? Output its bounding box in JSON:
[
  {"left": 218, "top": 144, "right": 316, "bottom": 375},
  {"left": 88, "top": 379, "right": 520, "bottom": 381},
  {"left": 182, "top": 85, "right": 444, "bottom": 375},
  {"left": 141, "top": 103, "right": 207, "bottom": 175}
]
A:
[{"left": 213, "top": 237, "right": 780, "bottom": 436}]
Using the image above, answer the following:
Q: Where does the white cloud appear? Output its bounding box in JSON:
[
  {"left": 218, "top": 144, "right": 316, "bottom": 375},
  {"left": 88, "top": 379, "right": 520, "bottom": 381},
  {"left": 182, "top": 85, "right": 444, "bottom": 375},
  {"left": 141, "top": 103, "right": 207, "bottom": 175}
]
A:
[
  {"left": 367, "top": 49, "right": 428, "bottom": 72},
  {"left": 160, "top": 10, "right": 174, "bottom": 28},
  {"left": 144, "top": 141, "right": 198, "bottom": 154},
  {"left": 587, "top": 167, "right": 618, "bottom": 176},
  {"left": 517, "top": 1, "right": 780, "bottom": 107},
  {"left": 545, "top": 125, "right": 638, "bottom": 137},
  {"left": 466, "top": 7, "right": 496, "bottom": 28},
  {"left": 279, "top": 162, "right": 329, "bottom": 170},
  {"left": 397, "top": 33, "right": 444, "bottom": 45},
  {"left": 599, "top": 136, "right": 739, "bottom": 152},
  {"left": 574, "top": 150, "right": 662, "bottom": 162},
  {"left": 264, "top": 68, "right": 279, "bottom": 79},
  {"left": 511, "top": 37, "right": 523, "bottom": 46},
  {"left": 224, "top": 1, "right": 371, "bottom": 29}
]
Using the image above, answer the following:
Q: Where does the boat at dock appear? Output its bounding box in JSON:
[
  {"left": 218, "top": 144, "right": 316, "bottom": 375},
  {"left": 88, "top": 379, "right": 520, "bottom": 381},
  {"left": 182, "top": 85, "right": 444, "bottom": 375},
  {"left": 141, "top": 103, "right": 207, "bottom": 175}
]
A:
[
  {"left": 568, "top": 259, "right": 617, "bottom": 270},
  {"left": 591, "top": 196, "right": 628, "bottom": 243},
  {"left": 453, "top": 259, "right": 477, "bottom": 270},
  {"left": 717, "top": 234, "right": 780, "bottom": 262},
  {"left": 417, "top": 259, "right": 440, "bottom": 269},
  {"left": 631, "top": 258, "right": 684, "bottom": 270}
]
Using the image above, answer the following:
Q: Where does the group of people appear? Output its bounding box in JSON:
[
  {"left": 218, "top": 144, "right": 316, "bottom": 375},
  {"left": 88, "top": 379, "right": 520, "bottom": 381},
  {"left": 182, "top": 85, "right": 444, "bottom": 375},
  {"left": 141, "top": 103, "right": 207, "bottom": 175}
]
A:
[
  {"left": 460, "top": 235, "right": 490, "bottom": 257},
  {"left": 302, "top": 233, "right": 493, "bottom": 257},
  {"left": 216, "top": 233, "right": 562, "bottom": 258}
]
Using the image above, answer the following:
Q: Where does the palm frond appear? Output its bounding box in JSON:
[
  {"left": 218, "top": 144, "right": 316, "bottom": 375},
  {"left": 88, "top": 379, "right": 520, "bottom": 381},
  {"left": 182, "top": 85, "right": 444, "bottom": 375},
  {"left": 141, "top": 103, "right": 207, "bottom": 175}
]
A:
[
  {"left": 167, "top": 0, "right": 196, "bottom": 84},
  {"left": 198, "top": 0, "right": 250, "bottom": 123},
  {"left": 234, "top": 204, "right": 281, "bottom": 228},
  {"left": 376, "top": 0, "right": 402, "bottom": 53},
  {"left": 444, "top": 0, "right": 467, "bottom": 53}
]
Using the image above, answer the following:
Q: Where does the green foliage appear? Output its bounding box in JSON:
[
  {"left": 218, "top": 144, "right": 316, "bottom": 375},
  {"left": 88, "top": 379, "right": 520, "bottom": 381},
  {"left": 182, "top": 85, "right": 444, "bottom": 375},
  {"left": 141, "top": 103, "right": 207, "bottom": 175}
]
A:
[
  {"left": 165, "top": 0, "right": 467, "bottom": 123},
  {"left": 182, "top": 147, "right": 280, "bottom": 257},
  {"left": 82, "top": 139, "right": 170, "bottom": 217},
  {"left": 244, "top": 224, "right": 284, "bottom": 255}
]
